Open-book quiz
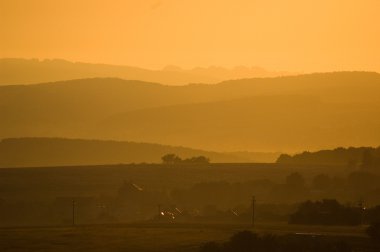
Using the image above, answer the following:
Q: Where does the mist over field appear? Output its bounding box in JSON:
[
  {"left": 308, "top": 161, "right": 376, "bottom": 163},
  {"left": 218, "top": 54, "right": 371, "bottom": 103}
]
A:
[{"left": 1, "top": 0, "right": 380, "bottom": 251}]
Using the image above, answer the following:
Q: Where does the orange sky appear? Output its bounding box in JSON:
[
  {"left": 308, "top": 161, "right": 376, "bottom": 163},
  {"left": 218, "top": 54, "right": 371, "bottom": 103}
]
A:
[{"left": 1, "top": 0, "right": 379, "bottom": 72}]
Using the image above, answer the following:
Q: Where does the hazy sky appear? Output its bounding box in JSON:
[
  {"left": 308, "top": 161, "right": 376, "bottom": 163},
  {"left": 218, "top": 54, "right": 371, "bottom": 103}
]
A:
[{"left": 1, "top": 0, "right": 379, "bottom": 72}]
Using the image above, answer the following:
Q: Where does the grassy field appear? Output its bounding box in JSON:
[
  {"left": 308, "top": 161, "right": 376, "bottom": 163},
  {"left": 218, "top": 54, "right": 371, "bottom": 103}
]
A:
[
  {"left": 0, "top": 163, "right": 348, "bottom": 200},
  {"left": 0, "top": 163, "right": 370, "bottom": 251},
  {"left": 0, "top": 222, "right": 369, "bottom": 252}
]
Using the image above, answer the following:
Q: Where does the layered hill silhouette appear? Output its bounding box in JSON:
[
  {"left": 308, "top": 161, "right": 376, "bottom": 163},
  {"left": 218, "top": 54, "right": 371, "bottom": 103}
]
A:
[
  {"left": 100, "top": 94, "right": 380, "bottom": 151},
  {"left": 0, "top": 58, "right": 289, "bottom": 86},
  {"left": 277, "top": 146, "right": 380, "bottom": 168},
  {"left": 0, "top": 72, "right": 379, "bottom": 152},
  {"left": 0, "top": 138, "right": 273, "bottom": 168}
]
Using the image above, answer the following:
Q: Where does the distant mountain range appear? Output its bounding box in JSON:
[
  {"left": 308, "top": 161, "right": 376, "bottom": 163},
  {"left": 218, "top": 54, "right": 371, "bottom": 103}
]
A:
[
  {"left": 0, "top": 71, "right": 379, "bottom": 152},
  {"left": 0, "top": 58, "right": 292, "bottom": 86},
  {"left": 0, "top": 138, "right": 279, "bottom": 168}
]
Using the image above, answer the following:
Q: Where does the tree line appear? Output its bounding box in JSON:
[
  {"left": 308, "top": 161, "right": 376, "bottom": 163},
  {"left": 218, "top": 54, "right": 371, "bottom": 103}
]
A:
[
  {"left": 161, "top": 154, "right": 210, "bottom": 164},
  {"left": 277, "top": 146, "right": 380, "bottom": 169}
]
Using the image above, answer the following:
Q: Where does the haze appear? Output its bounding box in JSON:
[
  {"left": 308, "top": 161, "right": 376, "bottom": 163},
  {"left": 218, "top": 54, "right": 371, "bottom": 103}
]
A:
[
  {"left": 2, "top": 1, "right": 380, "bottom": 251},
  {"left": 1, "top": 0, "right": 380, "bottom": 72}
]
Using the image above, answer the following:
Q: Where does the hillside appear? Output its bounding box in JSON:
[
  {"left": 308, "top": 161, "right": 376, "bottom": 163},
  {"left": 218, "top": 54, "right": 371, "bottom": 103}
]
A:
[
  {"left": 100, "top": 95, "right": 380, "bottom": 151},
  {"left": 0, "top": 72, "right": 379, "bottom": 151},
  {"left": 0, "top": 58, "right": 289, "bottom": 86},
  {"left": 0, "top": 138, "right": 259, "bottom": 168},
  {"left": 277, "top": 146, "right": 380, "bottom": 167}
]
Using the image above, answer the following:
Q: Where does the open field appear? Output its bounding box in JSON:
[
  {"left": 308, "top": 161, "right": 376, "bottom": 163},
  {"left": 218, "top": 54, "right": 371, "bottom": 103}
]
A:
[
  {"left": 0, "top": 163, "right": 348, "bottom": 200},
  {"left": 0, "top": 222, "right": 371, "bottom": 252}
]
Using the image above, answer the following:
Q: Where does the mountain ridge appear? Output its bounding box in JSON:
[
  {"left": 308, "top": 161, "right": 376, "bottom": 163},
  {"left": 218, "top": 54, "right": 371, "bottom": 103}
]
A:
[{"left": 0, "top": 58, "right": 292, "bottom": 86}]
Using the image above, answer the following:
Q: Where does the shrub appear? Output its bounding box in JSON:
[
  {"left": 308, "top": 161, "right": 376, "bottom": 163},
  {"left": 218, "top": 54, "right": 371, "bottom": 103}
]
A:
[{"left": 367, "top": 222, "right": 380, "bottom": 242}]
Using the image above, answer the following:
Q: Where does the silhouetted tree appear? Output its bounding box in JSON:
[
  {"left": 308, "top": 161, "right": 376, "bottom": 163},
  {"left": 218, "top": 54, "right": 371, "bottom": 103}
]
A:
[
  {"left": 276, "top": 154, "right": 292, "bottom": 163},
  {"left": 161, "top": 154, "right": 210, "bottom": 164},
  {"left": 312, "top": 174, "right": 331, "bottom": 191},
  {"left": 276, "top": 146, "right": 380, "bottom": 167},
  {"left": 200, "top": 242, "right": 222, "bottom": 252},
  {"left": 347, "top": 172, "right": 379, "bottom": 192},
  {"left": 161, "top": 154, "right": 182, "bottom": 164},
  {"left": 289, "top": 199, "right": 361, "bottom": 225},
  {"left": 184, "top": 156, "right": 210, "bottom": 164},
  {"left": 286, "top": 172, "right": 305, "bottom": 189},
  {"left": 365, "top": 205, "right": 380, "bottom": 223}
]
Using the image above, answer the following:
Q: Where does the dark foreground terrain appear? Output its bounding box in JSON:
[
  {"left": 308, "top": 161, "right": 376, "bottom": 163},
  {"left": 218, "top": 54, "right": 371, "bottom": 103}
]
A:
[
  {"left": 0, "top": 162, "right": 347, "bottom": 199},
  {"left": 0, "top": 163, "right": 379, "bottom": 251},
  {"left": 1, "top": 162, "right": 378, "bottom": 226},
  {"left": 0, "top": 222, "right": 373, "bottom": 252}
]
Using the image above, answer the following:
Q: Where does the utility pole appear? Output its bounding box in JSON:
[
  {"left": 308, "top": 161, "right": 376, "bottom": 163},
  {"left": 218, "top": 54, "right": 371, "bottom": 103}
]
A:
[
  {"left": 251, "top": 196, "right": 255, "bottom": 228},
  {"left": 358, "top": 198, "right": 365, "bottom": 225},
  {"left": 72, "top": 200, "right": 76, "bottom": 226},
  {"left": 158, "top": 204, "right": 162, "bottom": 220}
]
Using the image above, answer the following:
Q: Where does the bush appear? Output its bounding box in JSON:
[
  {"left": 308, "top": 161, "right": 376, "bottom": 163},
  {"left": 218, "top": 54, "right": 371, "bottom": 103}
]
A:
[
  {"left": 200, "top": 242, "right": 222, "bottom": 252},
  {"left": 367, "top": 222, "right": 380, "bottom": 242},
  {"left": 289, "top": 199, "right": 361, "bottom": 226},
  {"left": 199, "top": 231, "right": 353, "bottom": 252}
]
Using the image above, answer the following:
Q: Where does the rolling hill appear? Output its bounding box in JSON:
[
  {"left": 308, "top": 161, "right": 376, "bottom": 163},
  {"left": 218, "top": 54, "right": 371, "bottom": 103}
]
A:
[
  {"left": 277, "top": 146, "right": 380, "bottom": 166},
  {"left": 0, "top": 58, "right": 289, "bottom": 86},
  {"left": 0, "top": 138, "right": 264, "bottom": 168},
  {"left": 99, "top": 95, "right": 380, "bottom": 151},
  {"left": 0, "top": 72, "right": 379, "bottom": 152}
]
